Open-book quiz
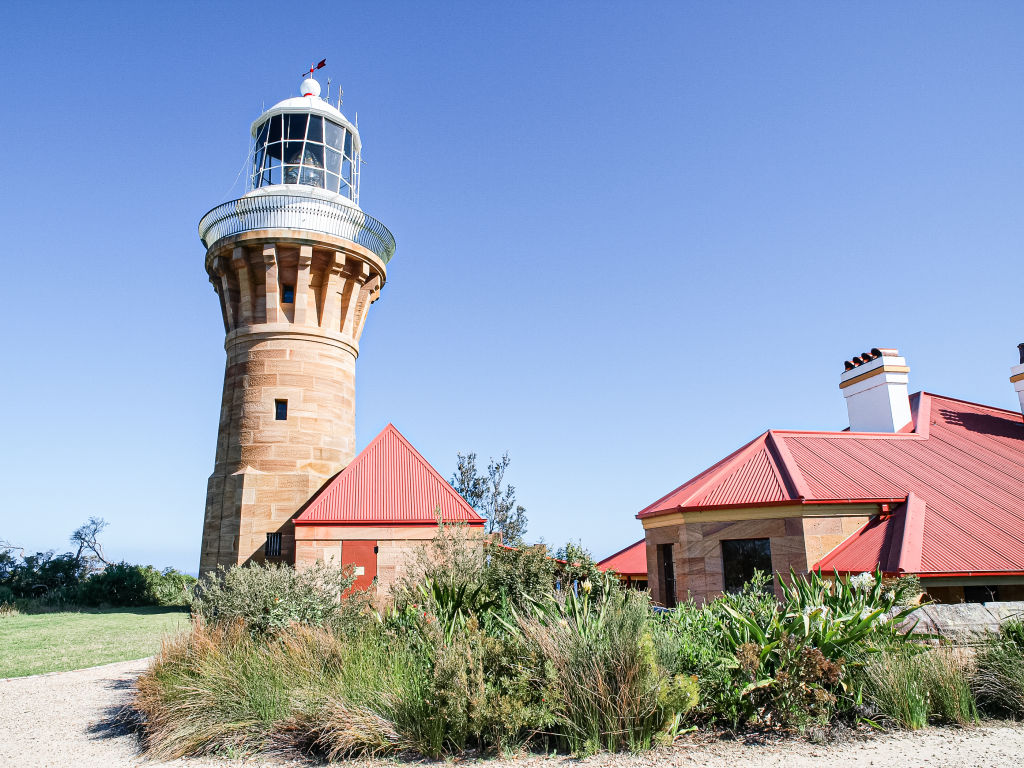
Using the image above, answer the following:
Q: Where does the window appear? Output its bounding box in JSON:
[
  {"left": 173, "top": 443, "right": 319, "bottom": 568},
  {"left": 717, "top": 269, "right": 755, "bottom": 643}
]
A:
[
  {"left": 265, "top": 532, "right": 282, "bottom": 558},
  {"left": 281, "top": 284, "right": 295, "bottom": 303},
  {"left": 721, "top": 538, "right": 773, "bottom": 593},
  {"left": 963, "top": 585, "right": 999, "bottom": 603},
  {"left": 275, "top": 399, "right": 288, "bottom": 420},
  {"left": 250, "top": 112, "right": 360, "bottom": 201},
  {"left": 659, "top": 543, "right": 676, "bottom": 608}
]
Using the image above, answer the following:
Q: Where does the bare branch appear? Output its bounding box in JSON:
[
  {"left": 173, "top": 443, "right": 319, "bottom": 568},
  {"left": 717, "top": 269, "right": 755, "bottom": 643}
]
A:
[{"left": 70, "top": 517, "right": 110, "bottom": 567}]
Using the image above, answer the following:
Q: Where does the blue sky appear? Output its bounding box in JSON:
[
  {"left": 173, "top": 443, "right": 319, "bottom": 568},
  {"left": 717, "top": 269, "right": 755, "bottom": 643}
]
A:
[{"left": 3, "top": 2, "right": 1024, "bottom": 572}]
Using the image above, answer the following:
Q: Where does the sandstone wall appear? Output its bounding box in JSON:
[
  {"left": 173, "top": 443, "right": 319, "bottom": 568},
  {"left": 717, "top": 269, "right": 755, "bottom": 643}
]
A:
[{"left": 199, "top": 232, "right": 385, "bottom": 575}]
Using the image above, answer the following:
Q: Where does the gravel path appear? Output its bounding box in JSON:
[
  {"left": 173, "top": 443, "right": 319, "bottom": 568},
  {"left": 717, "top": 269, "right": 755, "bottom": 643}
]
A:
[{"left": 2, "top": 659, "right": 1023, "bottom": 768}]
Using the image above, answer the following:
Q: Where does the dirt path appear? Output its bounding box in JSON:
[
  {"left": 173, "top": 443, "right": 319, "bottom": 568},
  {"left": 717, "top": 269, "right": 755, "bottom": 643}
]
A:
[{"left": 2, "top": 659, "right": 1023, "bottom": 768}]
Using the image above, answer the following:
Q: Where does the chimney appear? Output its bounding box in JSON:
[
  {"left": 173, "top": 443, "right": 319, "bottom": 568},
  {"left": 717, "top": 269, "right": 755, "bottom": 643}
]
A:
[
  {"left": 1009, "top": 343, "right": 1024, "bottom": 416},
  {"left": 839, "top": 347, "right": 912, "bottom": 432}
]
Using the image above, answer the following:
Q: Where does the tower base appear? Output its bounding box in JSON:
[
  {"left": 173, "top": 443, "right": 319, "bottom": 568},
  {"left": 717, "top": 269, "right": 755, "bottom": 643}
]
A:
[{"left": 200, "top": 466, "right": 330, "bottom": 573}]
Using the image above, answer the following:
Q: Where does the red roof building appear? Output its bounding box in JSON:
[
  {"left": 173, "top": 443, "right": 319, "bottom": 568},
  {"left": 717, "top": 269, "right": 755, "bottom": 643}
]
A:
[
  {"left": 294, "top": 424, "right": 484, "bottom": 593},
  {"left": 597, "top": 539, "right": 648, "bottom": 587},
  {"left": 638, "top": 348, "right": 1024, "bottom": 606}
]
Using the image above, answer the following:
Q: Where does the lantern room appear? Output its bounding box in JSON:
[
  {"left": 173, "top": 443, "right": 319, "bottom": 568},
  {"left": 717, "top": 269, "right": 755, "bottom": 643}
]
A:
[{"left": 249, "top": 78, "right": 361, "bottom": 204}]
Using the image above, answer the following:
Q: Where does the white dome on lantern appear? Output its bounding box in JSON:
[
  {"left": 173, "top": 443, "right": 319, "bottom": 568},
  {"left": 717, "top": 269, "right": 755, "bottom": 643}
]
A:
[{"left": 300, "top": 77, "right": 321, "bottom": 97}]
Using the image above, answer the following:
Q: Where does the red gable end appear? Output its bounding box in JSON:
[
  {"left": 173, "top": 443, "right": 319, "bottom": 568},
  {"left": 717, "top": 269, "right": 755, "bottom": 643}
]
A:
[{"left": 294, "top": 423, "right": 485, "bottom": 527}]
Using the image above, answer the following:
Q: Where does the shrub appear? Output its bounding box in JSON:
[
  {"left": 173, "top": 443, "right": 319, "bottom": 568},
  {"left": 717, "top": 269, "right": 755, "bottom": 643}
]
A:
[
  {"left": 77, "top": 563, "right": 197, "bottom": 607},
  {"left": 481, "top": 543, "right": 556, "bottom": 614},
  {"left": 147, "top": 567, "right": 198, "bottom": 606},
  {"left": 857, "top": 644, "right": 977, "bottom": 728},
  {"left": 2, "top": 551, "right": 87, "bottom": 598},
  {"left": 655, "top": 570, "right": 923, "bottom": 730},
  {"left": 392, "top": 522, "right": 486, "bottom": 600},
  {"left": 192, "top": 561, "right": 363, "bottom": 636},
  {"left": 521, "top": 575, "right": 696, "bottom": 755},
  {"left": 973, "top": 619, "right": 1024, "bottom": 718}
]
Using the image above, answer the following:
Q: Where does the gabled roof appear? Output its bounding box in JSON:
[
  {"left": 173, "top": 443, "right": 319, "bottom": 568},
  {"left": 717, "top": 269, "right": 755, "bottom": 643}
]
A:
[
  {"left": 294, "top": 423, "right": 485, "bottom": 527},
  {"left": 597, "top": 539, "right": 647, "bottom": 576},
  {"left": 637, "top": 393, "right": 1024, "bottom": 576}
]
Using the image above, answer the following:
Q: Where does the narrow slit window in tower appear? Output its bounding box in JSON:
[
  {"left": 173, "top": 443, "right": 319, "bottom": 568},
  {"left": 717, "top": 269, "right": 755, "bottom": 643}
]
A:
[
  {"left": 275, "top": 399, "right": 288, "bottom": 420},
  {"left": 282, "top": 284, "right": 295, "bottom": 303}
]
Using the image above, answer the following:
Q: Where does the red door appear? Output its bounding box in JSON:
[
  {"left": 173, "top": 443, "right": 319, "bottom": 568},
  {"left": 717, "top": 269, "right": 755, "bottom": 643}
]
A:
[{"left": 341, "top": 540, "right": 377, "bottom": 592}]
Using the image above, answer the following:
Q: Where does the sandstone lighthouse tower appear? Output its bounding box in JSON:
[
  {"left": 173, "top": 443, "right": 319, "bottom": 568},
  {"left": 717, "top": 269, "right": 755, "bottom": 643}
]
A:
[{"left": 198, "top": 70, "right": 395, "bottom": 573}]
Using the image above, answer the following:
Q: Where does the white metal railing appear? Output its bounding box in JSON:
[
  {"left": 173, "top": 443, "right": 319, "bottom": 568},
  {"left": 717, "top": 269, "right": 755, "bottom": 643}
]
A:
[{"left": 198, "top": 194, "right": 395, "bottom": 264}]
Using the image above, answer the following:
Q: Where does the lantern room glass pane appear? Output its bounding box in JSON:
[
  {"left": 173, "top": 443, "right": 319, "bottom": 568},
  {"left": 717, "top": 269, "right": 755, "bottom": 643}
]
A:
[
  {"left": 325, "top": 120, "right": 343, "bottom": 150},
  {"left": 303, "top": 144, "right": 324, "bottom": 168},
  {"left": 283, "top": 165, "right": 300, "bottom": 184},
  {"left": 342, "top": 158, "right": 352, "bottom": 183},
  {"left": 284, "top": 113, "right": 307, "bottom": 140},
  {"left": 283, "top": 142, "right": 303, "bottom": 164},
  {"left": 339, "top": 180, "right": 350, "bottom": 198},
  {"left": 325, "top": 148, "right": 341, "bottom": 174},
  {"left": 344, "top": 132, "right": 353, "bottom": 158},
  {"left": 267, "top": 115, "right": 282, "bottom": 143},
  {"left": 307, "top": 115, "right": 323, "bottom": 143},
  {"left": 254, "top": 122, "right": 269, "bottom": 150},
  {"left": 325, "top": 172, "right": 340, "bottom": 192},
  {"left": 300, "top": 166, "right": 324, "bottom": 186}
]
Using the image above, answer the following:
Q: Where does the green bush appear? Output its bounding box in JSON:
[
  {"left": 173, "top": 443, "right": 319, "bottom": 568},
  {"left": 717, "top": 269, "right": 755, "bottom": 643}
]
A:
[
  {"left": 973, "top": 619, "right": 1024, "bottom": 718},
  {"left": 192, "top": 560, "right": 364, "bottom": 636},
  {"left": 77, "top": 563, "right": 197, "bottom": 607},
  {"left": 482, "top": 543, "right": 556, "bottom": 614},
  {"left": 2, "top": 551, "right": 87, "bottom": 598},
  {"left": 654, "top": 570, "right": 923, "bottom": 730},
  {"left": 858, "top": 644, "right": 977, "bottom": 728}
]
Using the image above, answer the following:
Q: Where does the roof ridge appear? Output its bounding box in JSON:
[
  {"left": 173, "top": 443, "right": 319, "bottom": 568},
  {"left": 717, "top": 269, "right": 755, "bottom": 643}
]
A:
[
  {"left": 630, "top": 434, "right": 770, "bottom": 518},
  {"left": 636, "top": 432, "right": 771, "bottom": 517},
  {"left": 766, "top": 432, "right": 809, "bottom": 500},
  {"left": 895, "top": 493, "right": 925, "bottom": 573}
]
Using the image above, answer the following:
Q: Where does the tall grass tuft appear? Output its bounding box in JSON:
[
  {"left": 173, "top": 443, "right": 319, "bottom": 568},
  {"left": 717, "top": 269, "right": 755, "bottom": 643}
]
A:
[
  {"left": 858, "top": 644, "right": 977, "bottom": 729},
  {"left": 134, "top": 619, "right": 432, "bottom": 760},
  {"left": 973, "top": 619, "right": 1024, "bottom": 718},
  {"left": 521, "top": 578, "right": 696, "bottom": 755}
]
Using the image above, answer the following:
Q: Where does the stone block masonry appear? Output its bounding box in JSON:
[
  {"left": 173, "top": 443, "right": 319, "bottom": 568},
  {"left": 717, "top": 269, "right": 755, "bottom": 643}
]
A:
[{"left": 200, "top": 230, "right": 386, "bottom": 575}]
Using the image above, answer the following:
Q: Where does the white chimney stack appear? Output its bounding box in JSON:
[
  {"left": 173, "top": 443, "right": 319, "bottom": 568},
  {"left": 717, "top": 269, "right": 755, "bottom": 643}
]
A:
[
  {"left": 839, "top": 347, "right": 912, "bottom": 433},
  {"left": 1009, "top": 343, "right": 1024, "bottom": 417}
]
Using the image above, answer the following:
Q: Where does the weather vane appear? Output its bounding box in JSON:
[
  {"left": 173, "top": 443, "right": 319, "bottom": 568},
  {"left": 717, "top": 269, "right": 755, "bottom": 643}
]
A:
[{"left": 303, "top": 58, "right": 327, "bottom": 78}]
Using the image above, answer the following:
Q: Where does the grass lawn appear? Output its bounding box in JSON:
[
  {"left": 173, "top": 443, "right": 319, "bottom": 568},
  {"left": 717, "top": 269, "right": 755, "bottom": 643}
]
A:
[{"left": 0, "top": 607, "right": 190, "bottom": 678}]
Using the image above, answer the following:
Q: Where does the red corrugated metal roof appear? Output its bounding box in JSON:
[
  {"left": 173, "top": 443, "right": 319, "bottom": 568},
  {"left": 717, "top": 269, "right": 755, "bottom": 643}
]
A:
[
  {"left": 637, "top": 393, "right": 1024, "bottom": 576},
  {"left": 597, "top": 539, "right": 647, "bottom": 576},
  {"left": 294, "top": 423, "right": 486, "bottom": 526}
]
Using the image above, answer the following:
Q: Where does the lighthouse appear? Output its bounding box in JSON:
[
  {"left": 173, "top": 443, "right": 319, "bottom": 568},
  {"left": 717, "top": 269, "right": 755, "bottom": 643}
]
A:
[{"left": 199, "top": 71, "right": 395, "bottom": 573}]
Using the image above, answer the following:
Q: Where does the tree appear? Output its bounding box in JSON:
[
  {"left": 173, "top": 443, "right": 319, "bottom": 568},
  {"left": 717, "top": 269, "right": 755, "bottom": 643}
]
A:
[
  {"left": 450, "top": 452, "right": 528, "bottom": 545},
  {"left": 71, "top": 517, "right": 110, "bottom": 572}
]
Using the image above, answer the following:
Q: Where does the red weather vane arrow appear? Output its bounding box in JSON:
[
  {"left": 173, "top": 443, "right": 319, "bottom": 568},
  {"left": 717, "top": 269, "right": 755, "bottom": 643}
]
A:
[{"left": 304, "top": 59, "right": 327, "bottom": 77}]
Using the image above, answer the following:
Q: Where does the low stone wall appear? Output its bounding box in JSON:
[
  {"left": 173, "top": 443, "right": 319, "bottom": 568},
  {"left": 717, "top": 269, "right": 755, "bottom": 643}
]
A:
[{"left": 911, "top": 601, "right": 1024, "bottom": 636}]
